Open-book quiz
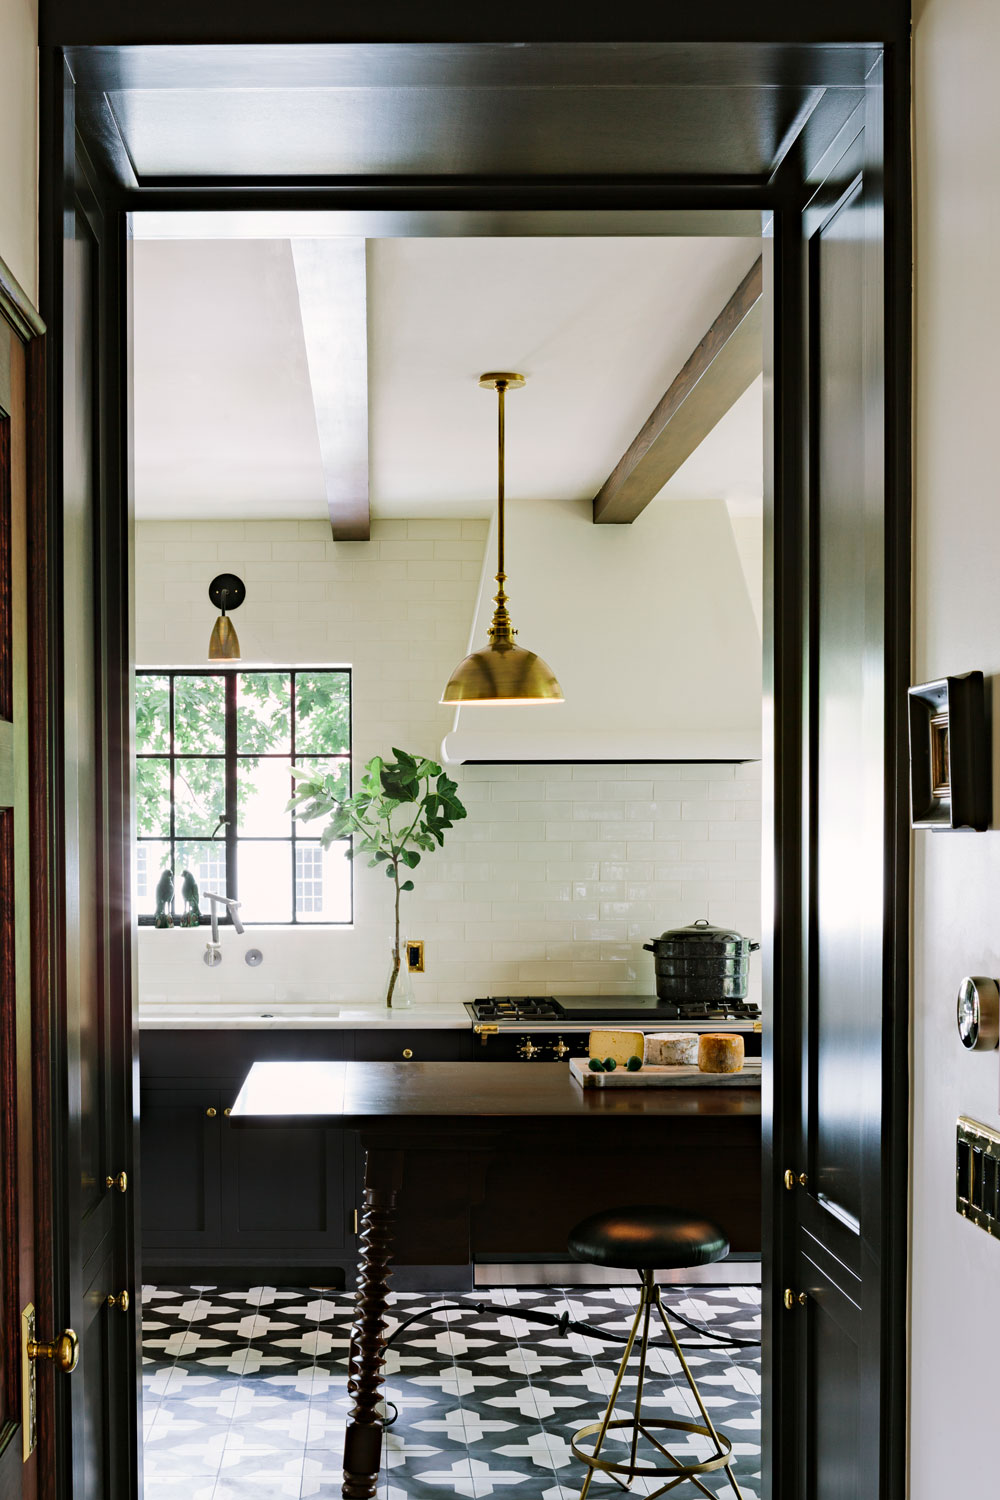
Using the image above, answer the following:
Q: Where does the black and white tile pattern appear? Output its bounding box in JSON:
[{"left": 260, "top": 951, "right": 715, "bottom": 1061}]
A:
[{"left": 142, "top": 1282, "right": 761, "bottom": 1499}]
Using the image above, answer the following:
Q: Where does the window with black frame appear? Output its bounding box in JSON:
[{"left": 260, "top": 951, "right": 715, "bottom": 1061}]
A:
[{"left": 134, "top": 669, "right": 352, "bottom": 925}]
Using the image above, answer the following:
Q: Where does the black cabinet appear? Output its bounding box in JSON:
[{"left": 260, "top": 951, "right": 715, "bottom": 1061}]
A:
[{"left": 139, "top": 1025, "right": 470, "bottom": 1283}]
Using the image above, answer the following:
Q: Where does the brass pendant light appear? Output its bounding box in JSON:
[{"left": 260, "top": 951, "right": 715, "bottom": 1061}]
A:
[
  {"left": 207, "top": 573, "right": 246, "bottom": 661},
  {"left": 440, "top": 373, "right": 564, "bottom": 706}
]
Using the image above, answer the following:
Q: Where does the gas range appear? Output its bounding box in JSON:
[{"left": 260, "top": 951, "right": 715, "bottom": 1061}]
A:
[
  {"left": 465, "top": 994, "right": 761, "bottom": 1059},
  {"left": 465, "top": 994, "right": 761, "bottom": 1029}
]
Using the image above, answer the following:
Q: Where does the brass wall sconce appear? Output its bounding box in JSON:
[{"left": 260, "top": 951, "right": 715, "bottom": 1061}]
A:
[{"left": 207, "top": 573, "right": 246, "bottom": 661}]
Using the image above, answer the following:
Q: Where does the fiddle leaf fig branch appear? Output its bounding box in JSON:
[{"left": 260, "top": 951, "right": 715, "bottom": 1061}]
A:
[{"left": 288, "top": 748, "right": 467, "bottom": 1006}]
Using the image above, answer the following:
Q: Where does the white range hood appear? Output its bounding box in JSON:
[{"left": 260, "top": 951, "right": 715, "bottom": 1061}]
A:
[{"left": 441, "top": 496, "right": 762, "bottom": 765}]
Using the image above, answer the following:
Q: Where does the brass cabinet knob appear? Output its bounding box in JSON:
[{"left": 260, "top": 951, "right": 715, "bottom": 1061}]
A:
[
  {"left": 783, "top": 1169, "right": 808, "bottom": 1191},
  {"left": 223, "top": 1107, "right": 232, "bottom": 1117},
  {"left": 205, "top": 1107, "right": 217, "bottom": 1118},
  {"left": 27, "top": 1328, "right": 79, "bottom": 1373},
  {"left": 107, "top": 1291, "right": 130, "bottom": 1313},
  {"left": 106, "top": 1171, "right": 128, "bottom": 1193},
  {"left": 402, "top": 1049, "right": 413, "bottom": 1060},
  {"left": 783, "top": 1288, "right": 808, "bottom": 1310}
]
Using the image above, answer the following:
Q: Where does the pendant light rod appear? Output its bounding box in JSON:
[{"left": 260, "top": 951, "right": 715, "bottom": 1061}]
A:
[{"left": 478, "top": 371, "right": 524, "bottom": 650}]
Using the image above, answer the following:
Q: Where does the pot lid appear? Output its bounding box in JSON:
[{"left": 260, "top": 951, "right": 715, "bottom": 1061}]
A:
[{"left": 654, "top": 918, "right": 747, "bottom": 944}]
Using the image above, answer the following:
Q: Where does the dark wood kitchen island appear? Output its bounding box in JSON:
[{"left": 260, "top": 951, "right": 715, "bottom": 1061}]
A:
[{"left": 230, "top": 1059, "right": 761, "bottom": 1499}]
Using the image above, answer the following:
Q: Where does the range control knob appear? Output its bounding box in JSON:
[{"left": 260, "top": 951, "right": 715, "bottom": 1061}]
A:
[
  {"left": 552, "top": 1036, "right": 570, "bottom": 1060},
  {"left": 517, "top": 1038, "right": 539, "bottom": 1060}
]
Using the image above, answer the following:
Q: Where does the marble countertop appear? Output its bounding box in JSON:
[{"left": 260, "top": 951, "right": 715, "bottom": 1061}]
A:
[{"left": 137, "top": 1002, "right": 473, "bottom": 1031}]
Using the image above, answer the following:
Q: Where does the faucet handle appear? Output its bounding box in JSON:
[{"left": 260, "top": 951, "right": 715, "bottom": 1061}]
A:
[{"left": 204, "top": 943, "right": 222, "bottom": 969}]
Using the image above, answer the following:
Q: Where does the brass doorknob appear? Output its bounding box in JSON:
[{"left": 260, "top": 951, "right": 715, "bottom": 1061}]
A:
[
  {"left": 107, "top": 1291, "right": 130, "bottom": 1313},
  {"left": 106, "top": 1171, "right": 128, "bottom": 1193},
  {"left": 205, "top": 1107, "right": 217, "bottom": 1117},
  {"left": 402, "top": 1049, "right": 413, "bottom": 1060},
  {"left": 783, "top": 1169, "right": 808, "bottom": 1191},
  {"left": 27, "top": 1328, "right": 79, "bottom": 1373},
  {"left": 783, "top": 1289, "right": 808, "bottom": 1310}
]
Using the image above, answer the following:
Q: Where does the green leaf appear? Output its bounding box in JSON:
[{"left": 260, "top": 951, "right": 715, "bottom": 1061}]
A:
[
  {"left": 399, "top": 849, "right": 420, "bottom": 868},
  {"left": 400, "top": 880, "right": 414, "bottom": 892}
]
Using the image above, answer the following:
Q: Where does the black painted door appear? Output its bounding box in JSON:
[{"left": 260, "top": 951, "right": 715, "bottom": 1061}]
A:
[
  {"left": 42, "top": 60, "right": 140, "bottom": 1499},
  {"left": 766, "top": 57, "right": 908, "bottom": 1499}
]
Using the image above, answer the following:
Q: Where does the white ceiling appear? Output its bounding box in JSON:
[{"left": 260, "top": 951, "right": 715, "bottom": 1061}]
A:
[{"left": 132, "top": 233, "right": 762, "bottom": 521}]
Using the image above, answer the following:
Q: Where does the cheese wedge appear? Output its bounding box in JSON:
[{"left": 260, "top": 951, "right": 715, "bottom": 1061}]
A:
[
  {"left": 646, "top": 1031, "right": 699, "bottom": 1066},
  {"left": 588, "top": 1029, "right": 645, "bottom": 1067},
  {"left": 698, "top": 1033, "right": 745, "bottom": 1074}
]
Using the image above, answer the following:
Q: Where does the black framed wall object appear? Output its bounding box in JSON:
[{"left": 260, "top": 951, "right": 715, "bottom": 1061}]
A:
[{"left": 908, "top": 672, "right": 991, "bottom": 831}]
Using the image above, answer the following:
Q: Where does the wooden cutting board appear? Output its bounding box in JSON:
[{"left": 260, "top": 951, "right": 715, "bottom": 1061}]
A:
[{"left": 569, "top": 1056, "right": 762, "bottom": 1089}]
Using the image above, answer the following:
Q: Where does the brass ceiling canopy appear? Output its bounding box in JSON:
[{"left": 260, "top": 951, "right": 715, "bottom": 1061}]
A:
[{"left": 440, "top": 373, "right": 564, "bottom": 707}]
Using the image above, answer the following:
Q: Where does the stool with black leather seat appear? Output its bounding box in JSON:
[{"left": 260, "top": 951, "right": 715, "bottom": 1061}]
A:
[{"left": 568, "top": 1205, "right": 744, "bottom": 1500}]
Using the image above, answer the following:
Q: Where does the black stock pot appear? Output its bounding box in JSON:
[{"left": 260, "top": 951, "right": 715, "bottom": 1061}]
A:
[{"left": 643, "top": 918, "right": 760, "bottom": 1004}]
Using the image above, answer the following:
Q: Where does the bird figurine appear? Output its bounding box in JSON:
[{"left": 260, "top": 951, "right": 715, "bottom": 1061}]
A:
[
  {"left": 181, "top": 869, "right": 201, "bottom": 927},
  {"left": 154, "top": 867, "right": 174, "bottom": 928}
]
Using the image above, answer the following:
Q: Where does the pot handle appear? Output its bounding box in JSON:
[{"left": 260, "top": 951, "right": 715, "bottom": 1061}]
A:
[
  {"left": 642, "top": 943, "right": 655, "bottom": 952},
  {"left": 749, "top": 941, "right": 761, "bottom": 952}
]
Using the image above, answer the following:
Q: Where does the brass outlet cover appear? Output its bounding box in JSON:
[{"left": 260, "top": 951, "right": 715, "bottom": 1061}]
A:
[{"left": 406, "top": 940, "right": 424, "bottom": 973}]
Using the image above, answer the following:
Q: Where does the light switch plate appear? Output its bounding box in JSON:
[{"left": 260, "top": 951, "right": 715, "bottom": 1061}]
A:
[
  {"left": 956, "top": 1116, "right": 1000, "bottom": 1237},
  {"left": 406, "top": 940, "right": 424, "bottom": 973}
]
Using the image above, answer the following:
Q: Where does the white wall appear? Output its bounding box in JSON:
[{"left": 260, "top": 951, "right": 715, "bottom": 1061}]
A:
[
  {"left": 135, "top": 518, "right": 761, "bottom": 1013},
  {"left": 910, "top": 3, "right": 1000, "bottom": 1494},
  {"left": 0, "top": 0, "right": 37, "bottom": 301}
]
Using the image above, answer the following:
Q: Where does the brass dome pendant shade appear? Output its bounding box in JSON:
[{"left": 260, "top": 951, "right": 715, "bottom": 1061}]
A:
[
  {"left": 207, "top": 573, "right": 246, "bottom": 661},
  {"left": 440, "top": 373, "right": 563, "bottom": 706}
]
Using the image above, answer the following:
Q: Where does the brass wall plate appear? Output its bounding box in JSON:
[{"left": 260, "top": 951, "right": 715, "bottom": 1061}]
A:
[
  {"left": 21, "top": 1305, "right": 37, "bottom": 1460},
  {"left": 956, "top": 1116, "right": 1000, "bottom": 1236},
  {"left": 406, "top": 940, "right": 424, "bottom": 973}
]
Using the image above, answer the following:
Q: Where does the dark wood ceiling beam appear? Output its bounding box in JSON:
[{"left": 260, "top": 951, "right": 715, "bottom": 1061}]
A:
[{"left": 593, "top": 255, "right": 762, "bottom": 524}]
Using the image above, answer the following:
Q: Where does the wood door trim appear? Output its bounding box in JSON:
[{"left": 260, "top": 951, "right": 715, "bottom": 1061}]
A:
[
  {"left": 0, "top": 256, "right": 45, "bottom": 345},
  {"left": 25, "top": 326, "right": 59, "bottom": 1500}
]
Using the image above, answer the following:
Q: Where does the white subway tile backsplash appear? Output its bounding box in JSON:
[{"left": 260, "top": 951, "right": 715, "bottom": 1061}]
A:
[{"left": 136, "top": 518, "right": 761, "bottom": 1011}]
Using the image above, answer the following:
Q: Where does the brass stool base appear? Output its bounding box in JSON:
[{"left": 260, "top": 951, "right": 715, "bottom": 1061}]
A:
[
  {"left": 571, "top": 1270, "right": 743, "bottom": 1500},
  {"left": 572, "top": 1414, "right": 733, "bottom": 1479}
]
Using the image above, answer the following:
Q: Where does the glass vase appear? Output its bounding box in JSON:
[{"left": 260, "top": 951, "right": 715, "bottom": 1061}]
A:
[{"left": 385, "top": 948, "right": 413, "bottom": 1009}]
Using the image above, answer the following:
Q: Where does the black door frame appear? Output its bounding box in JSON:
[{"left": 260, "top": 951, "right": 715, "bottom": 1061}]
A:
[{"left": 35, "top": 16, "right": 912, "bottom": 1500}]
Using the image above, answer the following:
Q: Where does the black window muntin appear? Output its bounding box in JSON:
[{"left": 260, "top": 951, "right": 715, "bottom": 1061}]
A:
[{"left": 135, "top": 667, "right": 352, "bottom": 925}]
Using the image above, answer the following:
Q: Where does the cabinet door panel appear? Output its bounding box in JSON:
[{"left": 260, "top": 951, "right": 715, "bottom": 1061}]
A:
[
  {"left": 221, "top": 1119, "right": 349, "bottom": 1252},
  {"left": 140, "top": 1086, "right": 221, "bottom": 1246}
]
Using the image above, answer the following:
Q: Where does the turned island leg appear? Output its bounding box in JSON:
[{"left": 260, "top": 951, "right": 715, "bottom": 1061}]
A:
[{"left": 343, "top": 1148, "right": 403, "bottom": 1500}]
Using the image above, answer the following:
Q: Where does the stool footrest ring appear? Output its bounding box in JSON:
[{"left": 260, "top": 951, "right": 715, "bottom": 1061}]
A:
[{"left": 572, "top": 1415, "right": 733, "bottom": 1479}]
